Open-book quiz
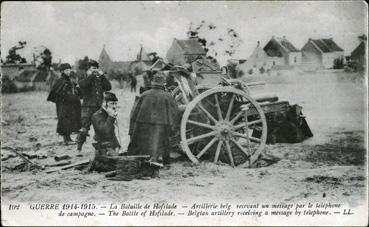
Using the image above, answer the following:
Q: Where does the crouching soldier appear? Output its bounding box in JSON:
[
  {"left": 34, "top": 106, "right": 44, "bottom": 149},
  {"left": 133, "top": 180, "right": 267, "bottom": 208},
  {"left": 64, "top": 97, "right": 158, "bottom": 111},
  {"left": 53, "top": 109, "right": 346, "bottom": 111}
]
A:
[
  {"left": 77, "top": 60, "right": 112, "bottom": 151},
  {"left": 88, "top": 92, "right": 120, "bottom": 172}
]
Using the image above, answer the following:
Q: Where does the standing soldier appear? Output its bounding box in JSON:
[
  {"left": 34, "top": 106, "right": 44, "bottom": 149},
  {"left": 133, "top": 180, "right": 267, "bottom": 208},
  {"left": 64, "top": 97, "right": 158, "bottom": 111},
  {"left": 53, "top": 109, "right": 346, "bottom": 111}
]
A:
[
  {"left": 76, "top": 60, "right": 112, "bottom": 151},
  {"left": 129, "top": 73, "right": 137, "bottom": 93},
  {"left": 47, "top": 63, "right": 81, "bottom": 144},
  {"left": 128, "top": 72, "right": 179, "bottom": 166}
]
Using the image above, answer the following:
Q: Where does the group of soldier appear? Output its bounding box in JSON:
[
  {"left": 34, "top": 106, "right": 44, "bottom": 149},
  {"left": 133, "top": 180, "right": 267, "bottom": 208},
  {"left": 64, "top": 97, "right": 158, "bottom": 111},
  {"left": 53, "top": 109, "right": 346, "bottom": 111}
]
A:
[{"left": 47, "top": 60, "right": 180, "bottom": 172}]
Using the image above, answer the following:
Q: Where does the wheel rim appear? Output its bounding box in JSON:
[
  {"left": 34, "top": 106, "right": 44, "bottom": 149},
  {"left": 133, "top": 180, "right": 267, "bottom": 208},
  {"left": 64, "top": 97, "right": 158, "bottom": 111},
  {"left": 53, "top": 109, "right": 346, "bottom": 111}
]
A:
[{"left": 180, "top": 87, "right": 267, "bottom": 166}]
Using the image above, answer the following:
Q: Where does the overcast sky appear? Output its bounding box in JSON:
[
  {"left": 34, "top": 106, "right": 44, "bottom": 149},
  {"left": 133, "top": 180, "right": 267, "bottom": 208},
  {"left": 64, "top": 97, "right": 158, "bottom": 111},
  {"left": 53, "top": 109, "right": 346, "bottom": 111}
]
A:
[{"left": 1, "top": 1, "right": 367, "bottom": 66}]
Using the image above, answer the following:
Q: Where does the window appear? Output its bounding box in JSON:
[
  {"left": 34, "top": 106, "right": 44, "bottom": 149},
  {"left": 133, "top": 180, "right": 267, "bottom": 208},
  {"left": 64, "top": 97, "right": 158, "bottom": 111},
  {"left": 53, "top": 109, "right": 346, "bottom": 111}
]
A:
[{"left": 294, "top": 56, "right": 297, "bottom": 63}]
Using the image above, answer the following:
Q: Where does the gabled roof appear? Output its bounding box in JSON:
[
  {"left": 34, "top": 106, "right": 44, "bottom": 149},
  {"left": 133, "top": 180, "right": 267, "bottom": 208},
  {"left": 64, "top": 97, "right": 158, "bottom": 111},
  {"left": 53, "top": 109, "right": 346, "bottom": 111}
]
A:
[
  {"left": 263, "top": 36, "right": 299, "bottom": 57},
  {"left": 99, "top": 47, "right": 112, "bottom": 63},
  {"left": 175, "top": 39, "right": 206, "bottom": 55},
  {"left": 137, "top": 46, "right": 151, "bottom": 62},
  {"left": 310, "top": 39, "right": 344, "bottom": 53},
  {"left": 273, "top": 37, "right": 300, "bottom": 52},
  {"left": 351, "top": 41, "right": 365, "bottom": 57}
]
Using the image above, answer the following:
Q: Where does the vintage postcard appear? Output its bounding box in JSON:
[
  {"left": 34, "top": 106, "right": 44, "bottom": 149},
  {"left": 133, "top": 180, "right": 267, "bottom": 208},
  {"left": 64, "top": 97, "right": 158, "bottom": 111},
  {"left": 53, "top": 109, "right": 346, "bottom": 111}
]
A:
[{"left": 1, "top": 1, "right": 368, "bottom": 226}]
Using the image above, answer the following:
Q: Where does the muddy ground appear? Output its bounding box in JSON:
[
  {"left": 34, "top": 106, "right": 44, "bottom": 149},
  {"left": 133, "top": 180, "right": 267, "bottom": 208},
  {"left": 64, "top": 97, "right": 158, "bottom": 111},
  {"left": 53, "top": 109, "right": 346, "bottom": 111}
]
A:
[{"left": 1, "top": 70, "right": 367, "bottom": 207}]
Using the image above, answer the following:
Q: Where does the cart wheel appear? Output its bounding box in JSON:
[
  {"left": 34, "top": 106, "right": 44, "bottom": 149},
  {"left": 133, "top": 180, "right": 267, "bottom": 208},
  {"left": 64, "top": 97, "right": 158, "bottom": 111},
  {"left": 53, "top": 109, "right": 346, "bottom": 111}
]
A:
[{"left": 180, "top": 87, "right": 267, "bottom": 167}]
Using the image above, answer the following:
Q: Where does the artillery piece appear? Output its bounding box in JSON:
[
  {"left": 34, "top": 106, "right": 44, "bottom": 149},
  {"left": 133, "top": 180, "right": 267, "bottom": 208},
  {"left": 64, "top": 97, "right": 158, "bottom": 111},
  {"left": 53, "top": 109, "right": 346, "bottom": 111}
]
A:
[{"left": 150, "top": 60, "right": 312, "bottom": 167}]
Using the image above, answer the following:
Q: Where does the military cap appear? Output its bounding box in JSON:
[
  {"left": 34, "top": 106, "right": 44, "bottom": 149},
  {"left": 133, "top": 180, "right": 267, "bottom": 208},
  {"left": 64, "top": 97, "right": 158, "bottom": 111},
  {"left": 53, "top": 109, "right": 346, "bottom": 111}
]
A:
[
  {"left": 59, "top": 63, "right": 72, "bottom": 71},
  {"left": 103, "top": 91, "right": 118, "bottom": 102},
  {"left": 88, "top": 60, "right": 99, "bottom": 68},
  {"left": 151, "top": 72, "right": 166, "bottom": 85}
]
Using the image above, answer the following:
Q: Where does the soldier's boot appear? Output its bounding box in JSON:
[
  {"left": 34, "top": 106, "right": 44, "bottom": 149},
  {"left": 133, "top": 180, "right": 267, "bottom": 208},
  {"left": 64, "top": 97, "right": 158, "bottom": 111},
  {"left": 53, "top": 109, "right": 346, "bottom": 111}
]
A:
[
  {"left": 76, "top": 129, "right": 88, "bottom": 151},
  {"left": 63, "top": 135, "right": 75, "bottom": 145}
]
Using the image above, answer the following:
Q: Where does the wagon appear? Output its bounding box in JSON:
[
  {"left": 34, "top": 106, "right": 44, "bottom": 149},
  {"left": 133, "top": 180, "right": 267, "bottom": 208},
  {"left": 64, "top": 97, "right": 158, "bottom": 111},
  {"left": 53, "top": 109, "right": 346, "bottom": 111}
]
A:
[{"left": 159, "top": 64, "right": 312, "bottom": 167}]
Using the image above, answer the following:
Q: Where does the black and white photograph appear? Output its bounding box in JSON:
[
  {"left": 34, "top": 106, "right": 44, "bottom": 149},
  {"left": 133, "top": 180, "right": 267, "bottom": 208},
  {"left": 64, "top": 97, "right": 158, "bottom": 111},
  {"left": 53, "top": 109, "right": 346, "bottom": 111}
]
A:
[{"left": 1, "top": 1, "right": 368, "bottom": 226}]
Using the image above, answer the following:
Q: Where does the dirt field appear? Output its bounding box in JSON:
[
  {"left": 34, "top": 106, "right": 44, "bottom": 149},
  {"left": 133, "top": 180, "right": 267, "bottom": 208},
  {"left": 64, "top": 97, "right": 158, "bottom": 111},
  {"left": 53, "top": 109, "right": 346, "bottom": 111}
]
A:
[{"left": 1, "top": 70, "right": 367, "bottom": 207}]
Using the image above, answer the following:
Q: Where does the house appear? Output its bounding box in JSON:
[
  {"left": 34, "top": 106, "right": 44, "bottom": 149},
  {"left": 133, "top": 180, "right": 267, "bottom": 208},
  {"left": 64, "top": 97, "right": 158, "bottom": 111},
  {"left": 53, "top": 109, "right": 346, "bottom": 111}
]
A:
[
  {"left": 14, "top": 69, "right": 59, "bottom": 91},
  {"left": 1, "top": 63, "right": 36, "bottom": 80},
  {"left": 350, "top": 41, "right": 366, "bottom": 71},
  {"left": 238, "top": 41, "right": 274, "bottom": 75},
  {"left": 301, "top": 38, "right": 344, "bottom": 70},
  {"left": 166, "top": 38, "right": 207, "bottom": 65},
  {"left": 98, "top": 45, "right": 152, "bottom": 75},
  {"left": 263, "top": 36, "right": 301, "bottom": 68}
]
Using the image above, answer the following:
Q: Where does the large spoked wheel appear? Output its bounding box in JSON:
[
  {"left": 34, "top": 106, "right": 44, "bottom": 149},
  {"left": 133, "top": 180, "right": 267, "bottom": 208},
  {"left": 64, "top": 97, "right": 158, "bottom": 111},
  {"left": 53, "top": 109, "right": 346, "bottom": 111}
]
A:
[{"left": 180, "top": 87, "right": 267, "bottom": 167}]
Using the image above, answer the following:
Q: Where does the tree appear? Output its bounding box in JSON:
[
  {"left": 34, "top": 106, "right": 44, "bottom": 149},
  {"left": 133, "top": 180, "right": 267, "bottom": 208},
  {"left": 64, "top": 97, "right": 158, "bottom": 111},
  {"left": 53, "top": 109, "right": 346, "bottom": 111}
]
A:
[
  {"left": 35, "top": 48, "right": 52, "bottom": 70},
  {"left": 5, "top": 41, "right": 27, "bottom": 64},
  {"left": 358, "top": 34, "right": 367, "bottom": 42},
  {"left": 186, "top": 20, "right": 243, "bottom": 59}
]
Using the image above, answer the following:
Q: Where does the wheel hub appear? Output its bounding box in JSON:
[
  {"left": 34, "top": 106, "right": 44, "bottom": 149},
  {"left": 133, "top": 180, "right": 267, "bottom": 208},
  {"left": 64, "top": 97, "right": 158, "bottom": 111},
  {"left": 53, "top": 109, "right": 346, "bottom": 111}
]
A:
[{"left": 215, "top": 121, "right": 234, "bottom": 140}]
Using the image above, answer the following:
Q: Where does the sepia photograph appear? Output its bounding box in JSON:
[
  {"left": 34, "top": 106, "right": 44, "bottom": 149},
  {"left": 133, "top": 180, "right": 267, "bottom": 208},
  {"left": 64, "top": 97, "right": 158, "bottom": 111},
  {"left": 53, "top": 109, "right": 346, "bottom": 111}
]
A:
[{"left": 1, "top": 1, "right": 368, "bottom": 226}]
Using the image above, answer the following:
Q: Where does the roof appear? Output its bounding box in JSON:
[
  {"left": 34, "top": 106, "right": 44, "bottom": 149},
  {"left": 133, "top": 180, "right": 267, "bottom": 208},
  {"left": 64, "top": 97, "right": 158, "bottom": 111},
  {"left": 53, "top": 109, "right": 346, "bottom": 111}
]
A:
[
  {"left": 351, "top": 41, "right": 365, "bottom": 57},
  {"left": 310, "top": 39, "right": 344, "bottom": 53},
  {"left": 263, "top": 36, "right": 299, "bottom": 57},
  {"left": 273, "top": 37, "right": 300, "bottom": 52},
  {"left": 137, "top": 46, "right": 151, "bottom": 62},
  {"left": 175, "top": 39, "right": 206, "bottom": 55},
  {"left": 99, "top": 47, "right": 112, "bottom": 63}
]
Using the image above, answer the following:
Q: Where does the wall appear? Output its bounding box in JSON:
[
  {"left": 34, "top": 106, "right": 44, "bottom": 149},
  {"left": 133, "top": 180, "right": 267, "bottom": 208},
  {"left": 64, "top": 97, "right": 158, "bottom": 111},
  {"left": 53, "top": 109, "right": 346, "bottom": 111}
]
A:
[
  {"left": 1, "top": 64, "right": 35, "bottom": 80},
  {"left": 166, "top": 41, "right": 186, "bottom": 65},
  {"left": 322, "top": 51, "right": 344, "bottom": 69},
  {"left": 301, "top": 42, "right": 323, "bottom": 70},
  {"left": 288, "top": 52, "right": 302, "bottom": 66}
]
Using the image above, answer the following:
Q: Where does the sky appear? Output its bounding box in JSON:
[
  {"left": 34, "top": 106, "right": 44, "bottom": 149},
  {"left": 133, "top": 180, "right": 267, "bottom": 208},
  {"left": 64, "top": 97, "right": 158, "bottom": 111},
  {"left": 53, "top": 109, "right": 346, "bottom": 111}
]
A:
[{"left": 1, "top": 1, "right": 367, "bottom": 66}]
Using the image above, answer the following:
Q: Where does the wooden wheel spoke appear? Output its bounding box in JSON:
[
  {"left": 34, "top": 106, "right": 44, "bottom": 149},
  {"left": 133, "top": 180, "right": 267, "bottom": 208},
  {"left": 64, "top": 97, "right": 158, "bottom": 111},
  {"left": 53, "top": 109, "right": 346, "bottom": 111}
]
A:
[
  {"left": 197, "top": 103, "right": 218, "bottom": 124},
  {"left": 231, "top": 138, "right": 250, "bottom": 157},
  {"left": 225, "top": 94, "right": 235, "bottom": 120},
  {"left": 187, "top": 120, "right": 215, "bottom": 130},
  {"left": 249, "top": 137, "right": 261, "bottom": 143},
  {"left": 233, "top": 131, "right": 248, "bottom": 140},
  {"left": 213, "top": 94, "right": 223, "bottom": 121},
  {"left": 234, "top": 119, "right": 262, "bottom": 130},
  {"left": 187, "top": 131, "right": 217, "bottom": 145},
  {"left": 230, "top": 110, "right": 244, "bottom": 124},
  {"left": 214, "top": 140, "right": 223, "bottom": 163},
  {"left": 225, "top": 140, "right": 235, "bottom": 167},
  {"left": 196, "top": 137, "right": 218, "bottom": 159}
]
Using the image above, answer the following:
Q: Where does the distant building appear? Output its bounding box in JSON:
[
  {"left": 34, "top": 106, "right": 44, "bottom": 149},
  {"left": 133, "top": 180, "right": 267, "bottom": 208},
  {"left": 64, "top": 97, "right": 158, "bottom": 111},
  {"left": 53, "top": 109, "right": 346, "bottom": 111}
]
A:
[
  {"left": 166, "top": 38, "right": 207, "bottom": 65},
  {"left": 350, "top": 41, "right": 366, "bottom": 71},
  {"left": 98, "top": 45, "right": 152, "bottom": 75},
  {"left": 239, "top": 41, "right": 274, "bottom": 75},
  {"left": 1, "top": 63, "right": 36, "bottom": 80},
  {"left": 301, "top": 38, "right": 344, "bottom": 70},
  {"left": 263, "top": 36, "right": 301, "bottom": 68}
]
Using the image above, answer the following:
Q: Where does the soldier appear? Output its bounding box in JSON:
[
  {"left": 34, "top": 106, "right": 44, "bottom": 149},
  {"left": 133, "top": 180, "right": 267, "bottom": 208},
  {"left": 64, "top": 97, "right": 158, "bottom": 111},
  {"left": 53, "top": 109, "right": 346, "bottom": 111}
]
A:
[
  {"left": 47, "top": 63, "right": 81, "bottom": 144},
  {"left": 128, "top": 72, "right": 180, "bottom": 166},
  {"left": 89, "top": 92, "right": 120, "bottom": 172},
  {"left": 76, "top": 60, "right": 112, "bottom": 151}
]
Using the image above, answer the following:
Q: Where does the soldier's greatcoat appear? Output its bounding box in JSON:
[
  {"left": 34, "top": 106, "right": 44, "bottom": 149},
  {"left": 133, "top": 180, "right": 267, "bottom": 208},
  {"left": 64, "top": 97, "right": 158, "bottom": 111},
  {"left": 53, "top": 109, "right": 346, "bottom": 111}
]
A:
[
  {"left": 128, "top": 85, "right": 179, "bottom": 163},
  {"left": 91, "top": 108, "right": 120, "bottom": 149},
  {"left": 47, "top": 73, "right": 81, "bottom": 135}
]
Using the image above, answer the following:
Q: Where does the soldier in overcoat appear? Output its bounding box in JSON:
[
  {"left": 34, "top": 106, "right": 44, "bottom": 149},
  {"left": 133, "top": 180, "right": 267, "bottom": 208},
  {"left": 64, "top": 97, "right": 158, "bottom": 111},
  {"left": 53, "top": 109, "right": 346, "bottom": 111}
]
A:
[
  {"left": 128, "top": 72, "right": 180, "bottom": 165},
  {"left": 47, "top": 63, "right": 81, "bottom": 144}
]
